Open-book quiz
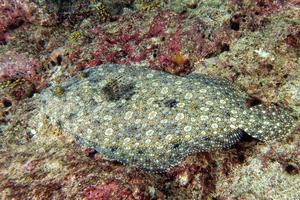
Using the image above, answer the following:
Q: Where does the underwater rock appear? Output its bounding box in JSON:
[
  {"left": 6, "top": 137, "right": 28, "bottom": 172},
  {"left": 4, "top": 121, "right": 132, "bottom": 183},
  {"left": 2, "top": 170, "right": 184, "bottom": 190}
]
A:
[{"left": 34, "top": 64, "right": 296, "bottom": 171}]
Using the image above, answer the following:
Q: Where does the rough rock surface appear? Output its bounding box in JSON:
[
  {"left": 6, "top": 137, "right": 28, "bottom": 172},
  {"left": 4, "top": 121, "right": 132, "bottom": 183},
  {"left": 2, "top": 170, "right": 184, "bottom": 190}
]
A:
[{"left": 0, "top": 0, "right": 299, "bottom": 199}]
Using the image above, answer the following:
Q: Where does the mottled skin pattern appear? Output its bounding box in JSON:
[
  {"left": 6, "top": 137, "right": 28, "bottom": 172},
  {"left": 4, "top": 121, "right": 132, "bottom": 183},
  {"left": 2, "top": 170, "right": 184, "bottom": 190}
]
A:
[{"left": 36, "top": 64, "right": 295, "bottom": 171}]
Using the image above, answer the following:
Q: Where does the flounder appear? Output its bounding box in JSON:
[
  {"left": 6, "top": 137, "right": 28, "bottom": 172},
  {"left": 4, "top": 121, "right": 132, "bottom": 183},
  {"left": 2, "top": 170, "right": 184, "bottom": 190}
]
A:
[{"left": 36, "top": 64, "right": 296, "bottom": 171}]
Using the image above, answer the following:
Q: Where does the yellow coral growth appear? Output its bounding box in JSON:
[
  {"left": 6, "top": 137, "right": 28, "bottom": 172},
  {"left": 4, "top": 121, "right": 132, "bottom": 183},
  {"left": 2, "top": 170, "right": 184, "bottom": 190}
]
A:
[
  {"left": 68, "top": 31, "right": 82, "bottom": 43},
  {"left": 0, "top": 79, "right": 24, "bottom": 90},
  {"left": 90, "top": 1, "right": 111, "bottom": 22},
  {"left": 40, "top": 115, "right": 64, "bottom": 138},
  {"left": 138, "top": 0, "right": 160, "bottom": 11},
  {"left": 171, "top": 52, "right": 188, "bottom": 65},
  {"left": 52, "top": 85, "right": 65, "bottom": 97}
]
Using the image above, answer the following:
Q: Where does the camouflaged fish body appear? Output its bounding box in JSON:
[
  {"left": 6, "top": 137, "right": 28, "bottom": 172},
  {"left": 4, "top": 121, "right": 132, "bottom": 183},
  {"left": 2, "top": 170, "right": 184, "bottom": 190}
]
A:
[{"left": 37, "top": 64, "right": 295, "bottom": 171}]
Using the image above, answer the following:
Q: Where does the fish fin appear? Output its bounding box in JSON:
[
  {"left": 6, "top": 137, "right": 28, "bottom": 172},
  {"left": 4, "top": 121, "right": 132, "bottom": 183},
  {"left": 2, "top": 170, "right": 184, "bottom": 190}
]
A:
[
  {"left": 243, "top": 104, "right": 296, "bottom": 141},
  {"left": 215, "top": 129, "right": 245, "bottom": 149}
]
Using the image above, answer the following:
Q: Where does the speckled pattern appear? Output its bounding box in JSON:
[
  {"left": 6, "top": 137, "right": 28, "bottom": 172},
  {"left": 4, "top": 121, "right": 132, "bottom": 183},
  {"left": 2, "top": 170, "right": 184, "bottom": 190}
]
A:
[{"left": 34, "top": 64, "right": 295, "bottom": 171}]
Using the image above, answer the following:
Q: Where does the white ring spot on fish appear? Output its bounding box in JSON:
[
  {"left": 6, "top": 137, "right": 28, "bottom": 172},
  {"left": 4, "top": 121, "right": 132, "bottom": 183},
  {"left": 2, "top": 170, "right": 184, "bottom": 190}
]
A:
[
  {"left": 175, "top": 113, "right": 184, "bottom": 121},
  {"left": 148, "top": 111, "right": 157, "bottom": 120},
  {"left": 105, "top": 128, "right": 114, "bottom": 136},
  {"left": 161, "top": 87, "right": 169, "bottom": 94},
  {"left": 184, "top": 93, "right": 193, "bottom": 100},
  {"left": 146, "top": 73, "right": 154, "bottom": 78},
  {"left": 146, "top": 129, "right": 154, "bottom": 136},
  {"left": 184, "top": 126, "right": 192, "bottom": 132},
  {"left": 211, "top": 123, "right": 218, "bottom": 129},
  {"left": 124, "top": 111, "right": 133, "bottom": 120}
]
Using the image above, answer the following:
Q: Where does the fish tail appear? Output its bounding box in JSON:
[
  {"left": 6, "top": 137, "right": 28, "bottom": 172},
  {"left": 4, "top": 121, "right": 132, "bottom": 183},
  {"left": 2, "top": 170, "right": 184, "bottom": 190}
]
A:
[{"left": 243, "top": 104, "right": 296, "bottom": 141}]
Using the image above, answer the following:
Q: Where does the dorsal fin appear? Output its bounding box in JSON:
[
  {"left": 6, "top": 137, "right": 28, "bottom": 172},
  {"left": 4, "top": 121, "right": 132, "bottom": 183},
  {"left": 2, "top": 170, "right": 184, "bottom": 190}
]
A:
[{"left": 243, "top": 104, "right": 296, "bottom": 141}]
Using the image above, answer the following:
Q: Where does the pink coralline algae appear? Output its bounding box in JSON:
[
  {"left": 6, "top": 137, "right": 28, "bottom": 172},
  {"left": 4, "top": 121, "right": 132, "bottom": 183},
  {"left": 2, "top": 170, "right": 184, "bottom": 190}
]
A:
[
  {"left": 0, "top": 51, "right": 42, "bottom": 84},
  {"left": 0, "top": 0, "right": 56, "bottom": 36},
  {"left": 82, "top": 182, "right": 130, "bottom": 200},
  {"left": 75, "top": 10, "right": 235, "bottom": 75}
]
